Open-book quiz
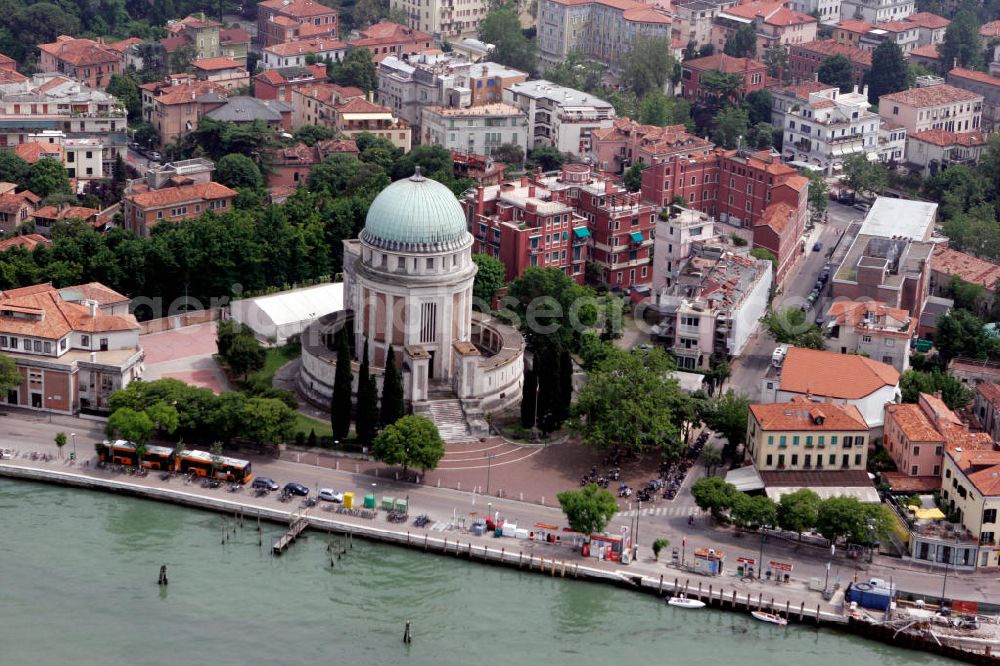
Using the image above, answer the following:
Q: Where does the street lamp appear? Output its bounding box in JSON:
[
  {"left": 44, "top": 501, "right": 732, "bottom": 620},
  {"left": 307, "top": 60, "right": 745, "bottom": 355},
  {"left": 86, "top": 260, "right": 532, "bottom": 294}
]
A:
[
  {"left": 70, "top": 432, "right": 77, "bottom": 461},
  {"left": 758, "top": 532, "right": 767, "bottom": 579},
  {"left": 485, "top": 453, "right": 495, "bottom": 496}
]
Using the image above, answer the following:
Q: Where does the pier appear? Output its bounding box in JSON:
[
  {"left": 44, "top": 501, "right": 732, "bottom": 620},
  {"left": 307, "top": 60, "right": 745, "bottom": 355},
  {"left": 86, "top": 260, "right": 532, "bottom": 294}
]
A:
[{"left": 273, "top": 517, "right": 309, "bottom": 555}]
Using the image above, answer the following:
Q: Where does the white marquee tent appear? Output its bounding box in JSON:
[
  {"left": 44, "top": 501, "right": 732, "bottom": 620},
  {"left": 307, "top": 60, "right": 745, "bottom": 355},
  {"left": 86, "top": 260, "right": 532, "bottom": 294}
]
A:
[{"left": 230, "top": 282, "right": 343, "bottom": 344}]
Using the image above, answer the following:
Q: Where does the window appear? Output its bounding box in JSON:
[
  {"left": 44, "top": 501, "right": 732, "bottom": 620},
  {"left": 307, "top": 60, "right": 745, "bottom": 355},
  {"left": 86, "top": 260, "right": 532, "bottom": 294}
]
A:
[
  {"left": 779, "top": 435, "right": 787, "bottom": 447},
  {"left": 43, "top": 342, "right": 51, "bottom": 353},
  {"left": 792, "top": 435, "right": 799, "bottom": 446},
  {"left": 805, "top": 435, "right": 813, "bottom": 447},
  {"left": 885, "top": 338, "right": 894, "bottom": 347},
  {"left": 767, "top": 435, "right": 773, "bottom": 445},
  {"left": 985, "top": 509, "right": 998, "bottom": 524},
  {"left": 791, "top": 454, "right": 798, "bottom": 466},
  {"left": 862, "top": 335, "right": 872, "bottom": 344},
  {"left": 911, "top": 464, "right": 919, "bottom": 475},
  {"left": 829, "top": 454, "right": 835, "bottom": 465},
  {"left": 9, "top": 338, "right": 16, "bottom": 350},
  {"left": 766, "top": 454, "right": 773, "bottom": 466},
  {"left": 33, "top": 340, "right": 42, "bottom": 352},
  {"left": 81, "top": 335, "right": 90, "bottom": 347},
  {"left": 0, "top": 336, "right": 5, "bottom": 347},
  {"left": 830, "top": 436, "right": 838, "bottom": 446}
]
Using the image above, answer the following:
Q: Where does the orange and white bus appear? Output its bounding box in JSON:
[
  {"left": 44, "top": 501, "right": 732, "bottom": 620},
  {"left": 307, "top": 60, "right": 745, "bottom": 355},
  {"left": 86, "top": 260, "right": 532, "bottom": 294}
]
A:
[{"left": 176, "top": 449, "right": 253, "bottom": 483}]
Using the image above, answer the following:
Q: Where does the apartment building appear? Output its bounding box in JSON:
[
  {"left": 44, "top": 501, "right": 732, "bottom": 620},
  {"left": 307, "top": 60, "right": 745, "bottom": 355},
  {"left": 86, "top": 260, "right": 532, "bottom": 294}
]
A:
[
  {"left": 503, "top": 80, "right": 616, "bottom": 156},
  {"left": 710, "top": 1, "right": 817, "bottom": 56},
  {"left": 680, "top": 54, "right": 768, "bottom": 103},
  {"left": 122, "top": 181, "right": 237, "bottom": 237},
  {"left": 590, "top": 118, "right": 714, "bottom": 174},
  {"left": 675, "top": 1, "right": 726, "bottom": 46},
  {"left": 903, "top": 11, "right": 949, "bottom": 46},
  {"left": 536, "top": 0, "right": 672, "bottom": 70},
  {"left": 420, "top": 104, "right": 528, "bottom": 156},
  {"left": 390, "top": 0, "right": 490, "bottom": 39},
  {"left": 651, "top": 205, "right": 716, "bottom": 294},
  {"left": 140, "top": 79, "right": 229, "bottom": 146},
  {"left": 13, "top": 130, "right": 103, "bottom": 190},
  {"left": 165, "top": 13, "right": 222, "bottom": 61},
  {"left": 204, "top": 96, "right": 292, "bottom": 132},
  {"left": 877, "top": 118, "right": 906, "bottom": 164},
  {"left": 191, "top": 58, "right": 250, "bottom": 91},
  {"left": 254, "top": 64, "right": 329, "bottom": 102},
  {"left": 0, "top": 74, "right": 127, "bottom": 170},
  {"left": 776, "top": 84, "right": 880, "bottom": 174},
  {"left": 940, "top": 441, "right": 1000, "bottom": 569},
  {"left": 0, "top": 281, "right": 143, "bottom": 414},
  {"left": 746, "top": 396, "right": 870, "bottom": 473},
  {"left": 658, "top": 251, "right": 772, "bottom": 369},
  {"left": 788, "top": 40, "right": 872, "bottom": 88},
  {"left": 905, "top": 128, "right": 987, "bottom": 177},
  {"left": 0, "top": 183, "right": 39, "bottom": 234},
  {"left": 37, "top": 36, "right": 123, "bottom": 90},
  {"left": 832, "top": 235, "right": 934, "bottom": 317},
  {"left": 824, "top": 299, "right": 914, "bottom": 372},
  {"left": 835, "top": 18, "right": 919, "bottom": 52},
  {"left": 878, "top": 83, "right": 982, "bottom": 134},
  {"left": 840, "top": 0, "right": 914, "bottom": 24},
  {"left": 220, "top": 28, "right": 252, "bottom": 68},
  {"left": 350, "top": 21, "right": 435, "bottom": 63},
  {"left": 973, "top": 382, "right": 1000, "bottom": 444},
  {"left": 261, "top": 38, "right": 348, "bottom": 69},
  {"left": 256, "top": 0, "right": 339, "bottom": 48},
  {"left": 947, "top": 68, "right": 1000, "bottom": 131},
  {"left": 790, "top": 0, "right": 841, "bottom": 24},
  {"left": 292, "top": 84, "right": 412, "bottom": 151}
]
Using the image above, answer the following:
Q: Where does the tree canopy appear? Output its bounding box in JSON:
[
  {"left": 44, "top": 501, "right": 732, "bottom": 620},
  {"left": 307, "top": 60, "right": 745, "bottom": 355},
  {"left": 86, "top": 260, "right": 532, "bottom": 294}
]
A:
[
  {"left": 557, "top": 483, "right": 619, "bottom": 536},
  {"left": 472, "top": 253, "right": 506, "bottom": 306},
  {"left": 215, "top": 153, "right": 264, "bottom": 191},
  {"left": 866, "top": 41, "right": 908, "bottom": 105},
  {"left": 620, "top": 35, "right": 675, "bottom": 97},
  {"left": 0, "top": 354, "right": 22, "bottom": 395},
  {"left": 939, "top": 9, "right": 983, "bottom": 71},
  {"left": 817, "top": 55, "right": 855, "bottom": 93},
  {"left": 690, "top": 476, "right": 739, "bottom": 519},
  {"left": 479, "top": 8, "right": 536, "bottom": 73},
  {"left": 723, "top": 24, "right": 756, "bottom": 59},
  {"left": 330, "top": 48, "right": 378, "bottom": 92},
  {"left": 842, "top": 153, "right": 888, "bottom": 199},
  {"left": 371, "top": 415, "right": 445, "bottom": 472}
]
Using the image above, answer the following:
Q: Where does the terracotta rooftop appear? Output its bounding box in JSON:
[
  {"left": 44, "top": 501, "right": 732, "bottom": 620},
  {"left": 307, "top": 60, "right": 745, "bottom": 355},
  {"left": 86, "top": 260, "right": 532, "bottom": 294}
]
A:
[
  {"left": 904, "top": 12, "right": 949, "bottom": 29},
  {"left": 792, "top": 40, "right": 872, "bottom": 66},
  {"left": 38, "top": 36, "right": 121, "bottom": 67},
  {"left": 220, "top": 27, "right": 252, "bottom": 45},
  {"left": 125, "top": 182, "right": 237, "bottom": 209},
  {"left": 880, "top": 83, "right": 981, "bottom": 107},
  {"left": 722, "top": 0, "right": 783, "bottom": 20},
  {"left": 192, "top": 57, "right": 243, "bottom": 71},
  {"left": 754, "top": 201, "right": 796, "bottom": 234},
  {"left": 62, "top": 281, "right": 129, "bottom": 305},
  {"left": 13, "top": 142, "right": 63, "bottom": 163},
  {"left": 885, "top": 402, "right": 944, "bottom": 442},
  {"left": 0, "top": 190, "right": 40, "bottom": 215},
  {"left": 979, "top": 381, "right": 1000, "bottom": 408},
  {"left": 750, "top": 395, "right": 868, "bottom": 431},
  {"left": 779, "top": 347, "right": 899, "bottom": 399},
  {"left": 0, "top": 282, "right": 139, "bottom": 340},
  {"left": 315, "top": 138, "right": 359, "bottom": 155},
  {"left": 980, "top": 20, "right": 1000, "bottom": 39},
  {"left": 423, "top": 103, "right": 524, "bottom": 118},
  {"left": 836, "top": 19, "right": 874, "bottom": 33},
  {"left": 106, "top": 37, "right": 143, "bottom": 53},
  {"left": 683, "top": 53, "right": 766, "bottom": 73},
  {"left": 0, "top": 234, "right": 50, "bottom": 252},
  {"left": 875, "top": 19, "right": 916, "bottom": 33},
  {"left": 948, "top": 67, "right": 1000, "bottom": 88},
  {"left": 258, "top": 0, "right": 338, "bottom": 17},
  {"left": 911, "top": 128, "right": 987, "bottom": 147},
  {"left": 826, "top": 299, "right": 914, "bottom": 337},
  {"left": 759, "top": 469, "right": 873, "bottom": 488},
  {"left": 765, "top": 7, "right": 815, "bottom": 26},
  {"left": 336, "top": 97, "right": 393, "bottom": 114},
  {"left": 264, "top": 38, "right": 347, "bottom": 56},
  {"left": 622, "top": 6, "right": 671, "bottom": 23},
  {"left": 159, "top": 36, "right": 191, "bottom": 54},
  {"left": 909, "top": 43, "right": 941, "bottom": 59},
  {"left": 881, "top": 472, "right": 942, "bottom": 492},
  {"left": 33, "top": 205, "right": 99, "bottom": 222},
  {"left": 775, "top": 80, "right": 834, "bottom": 99},
  {"left": 352, "top": 21, "right": 432, "bottom": 46},
  {"left": 931, "top": 245, "right": 1000, "bottom": 288},
  {"left": 154, "top": 81, "right": 229, "bottom": 105},
  {"left": 0, "top": 69, "right": 28, "bottom": 84}
]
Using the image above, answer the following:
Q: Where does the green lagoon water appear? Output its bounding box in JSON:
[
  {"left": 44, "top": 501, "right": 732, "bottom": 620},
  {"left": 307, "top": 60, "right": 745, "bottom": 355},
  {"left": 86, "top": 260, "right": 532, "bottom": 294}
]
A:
[{"left": 0, "top": 479, "right": 960, "bottom": 666}]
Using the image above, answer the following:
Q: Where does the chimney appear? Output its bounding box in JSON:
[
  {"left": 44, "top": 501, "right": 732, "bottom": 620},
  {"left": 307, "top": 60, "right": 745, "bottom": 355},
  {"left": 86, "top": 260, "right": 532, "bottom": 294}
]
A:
[
  {"left": 934, "top": 389, "right": 942, "bottom": 400},
  {"left": 90, "top": 352, "right": 96, "bottom": 363},
  {"left": 528, "top": 185, "right": 536, "bottom": 197},
  {"left": 88, "top": 300, "right": 97, "bottom": 318}
]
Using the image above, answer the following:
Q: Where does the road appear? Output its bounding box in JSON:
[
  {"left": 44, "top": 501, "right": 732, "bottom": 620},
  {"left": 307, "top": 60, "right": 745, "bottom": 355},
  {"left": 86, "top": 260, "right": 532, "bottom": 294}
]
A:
[
  {"left": 4, "top": 410, "right": 998, "bottom": 602},
  {"left": 727, "top": 200, "right": 863, "bottom": 400},
  {"left": 125, "top": 146, "right": 153, "bottom": 175}
]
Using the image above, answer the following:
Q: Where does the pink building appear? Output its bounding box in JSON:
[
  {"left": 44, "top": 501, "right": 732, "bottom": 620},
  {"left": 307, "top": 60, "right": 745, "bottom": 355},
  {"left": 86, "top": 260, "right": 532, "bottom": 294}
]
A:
[
  {"left": 680, "top": 54, "right": 768, "bottom": 104},
  {"left": 590, "top": 118, "right": 713, "bottom": 174}
]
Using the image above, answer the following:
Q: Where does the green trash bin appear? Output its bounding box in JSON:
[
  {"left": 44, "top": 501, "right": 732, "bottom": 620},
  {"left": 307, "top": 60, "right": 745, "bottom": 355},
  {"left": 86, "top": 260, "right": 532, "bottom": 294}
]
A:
[
  {"left": 395, "top": 498, "right": 408, "bottom": 513},
  {"left": 364, "top": 493, "right": 376, "bottom": 509},
  {"left": 382, "top": 496, "right": 395, "bottom": 511}
]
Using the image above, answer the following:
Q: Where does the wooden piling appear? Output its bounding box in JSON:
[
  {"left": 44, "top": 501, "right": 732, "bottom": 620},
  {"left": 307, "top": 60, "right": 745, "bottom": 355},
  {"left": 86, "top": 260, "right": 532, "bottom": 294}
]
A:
[
  {"left": 659, "top": 575, "right": 664, "bottom": 595},
  {"left": 403, "top": 621, "right": 412, "bottom": 644},
  {"left": 800, "top": 602, "right": 805, "bottom": 621},
  {"left": 157, "top": 565, "right": 168, "bottom": 585}
]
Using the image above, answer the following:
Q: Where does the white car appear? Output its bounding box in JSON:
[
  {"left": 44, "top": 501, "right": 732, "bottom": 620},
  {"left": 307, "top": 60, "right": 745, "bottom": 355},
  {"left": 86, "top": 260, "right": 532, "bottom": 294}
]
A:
[{"left": 318, "top": 488, "right": 344, "bottom": 503}]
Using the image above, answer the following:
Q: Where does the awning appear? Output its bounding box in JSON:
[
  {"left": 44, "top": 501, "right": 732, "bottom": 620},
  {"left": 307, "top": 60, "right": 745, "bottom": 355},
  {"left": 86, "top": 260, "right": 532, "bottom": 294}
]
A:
[
  {"left": 573, "top": 227, "right": 590, "bottom": 239},
  {"left": 765, "top": 485, "right": 881, "bottom": 504},
  {"left": 725, "top": 465, "right": 765, "bottom": 492},
  {"left": 630, "top": 231, "right": 644, "bottom": 243},
  {"left": 907, "top": 505, "right": 946, "bottom": 520}
]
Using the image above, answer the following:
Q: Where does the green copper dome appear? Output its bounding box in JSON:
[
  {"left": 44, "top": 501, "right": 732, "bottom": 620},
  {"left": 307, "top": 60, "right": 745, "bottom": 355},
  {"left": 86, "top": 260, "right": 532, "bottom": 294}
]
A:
[{"left": 360, "top": 168, "right": 469, "bottom": 252}]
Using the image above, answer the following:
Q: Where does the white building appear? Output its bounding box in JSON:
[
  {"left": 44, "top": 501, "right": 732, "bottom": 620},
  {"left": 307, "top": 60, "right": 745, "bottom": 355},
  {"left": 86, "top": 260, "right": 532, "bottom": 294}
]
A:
[
  {"left": 878, "top": 82, "right": 983, "bottom": 135},
  {"left": 652, "top": 205, "right": 715, "bottom": 295},
  {"left": 777, "top": 84, "right": 880, "bottom": 174},
  {"left": 420, "top": 103, "right": 528, "bottom": 156},
  {"left": 760, "top": 347, "right": 900, "bottom": 430},
  {"left": 790, "top": 0, "right": 841, "bottom": 24},
  {"left": 840, "top": 0, "right": 914, "bottom": 24},
  {"left": 904, "top": 128, "right": 988, "bottom": 177},
  {"left": 230, "top": 282, "right": 344, "bottom": 344},
  {"left": 23, "top": 131, "right": 105, "bottom": 189},
  {"left": 824, "top": 300, "right": 914, "bottom": 373},
  {"left": 503, "top": 80, "right": 616, "bottom": 156},
  {"left": 389, "top": 0, "right": 490, "bottom": 39},
  {"left": 876, "top": 119, "right": 906, "bottom": 164},
  {"left": 260, "top": 38, "right": 347, "bottom": 69}
]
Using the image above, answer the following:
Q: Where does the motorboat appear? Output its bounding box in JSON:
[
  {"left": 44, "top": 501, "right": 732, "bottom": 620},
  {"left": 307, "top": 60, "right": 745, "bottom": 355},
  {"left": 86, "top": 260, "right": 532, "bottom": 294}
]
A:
[
  {"left": 751, "top": 611, "right": 787, "bottom": 626},
  {"left": 667, "top": 595, "right": 706, "bottom": 609}
]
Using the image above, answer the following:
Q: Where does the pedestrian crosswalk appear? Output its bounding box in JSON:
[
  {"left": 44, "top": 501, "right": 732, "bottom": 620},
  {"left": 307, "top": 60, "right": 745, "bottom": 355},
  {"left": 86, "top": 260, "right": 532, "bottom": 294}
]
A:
[{"left": 620, "top": 506, "right": 692, "bottom": 518}]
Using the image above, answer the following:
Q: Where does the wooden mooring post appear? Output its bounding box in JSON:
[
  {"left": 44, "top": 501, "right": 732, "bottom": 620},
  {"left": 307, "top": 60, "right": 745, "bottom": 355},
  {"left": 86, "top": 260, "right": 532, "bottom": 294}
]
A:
[
  {"left": 157, "top": 565, "right": 168, "bottom": 585},
  {"left": 403, "top": 621, "right": 412, "bottom": 644}
]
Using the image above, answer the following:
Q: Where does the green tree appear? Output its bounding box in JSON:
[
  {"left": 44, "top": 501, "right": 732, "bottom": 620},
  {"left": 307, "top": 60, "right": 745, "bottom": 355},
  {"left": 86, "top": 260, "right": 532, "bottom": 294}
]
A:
[
  {"left": 0, "top": 151, "right": 30, "bottom": 188},
  {"left": 371, "top": 414, "right": 445, "bottom": 474},
  {"left": 690, "top": 476, "right": 738, "bottom": 520},
  {"left": 939, "top": 9, "right": 983, "bottom": 71},
  {"left": 491, "top": 143, "right": 525, "bottom": 165},
  {"left": 866, "top": 41, "right": 908, "bottom": 105},
  {"left": 472, "top": 253, "right": 506, "bottom": 305},
  {"left": 620, "top": 35, "right": 675, "bottom": 97},
  {"left": 731, "top": 493, "right": 777, "bottom": 529},
  {"left": 27, "top": 159, "right": 71, "bottom": 198},
  {"left": 293, "top": 124, "right": 338, "bottom": 146},
  {"left": 331, "top": 330, "right": 353, "bottom": 439},
  {"left": 106, "top": 407, "right": 155, "bottom": 448},
  {"left": 528, "top": 146, "right": 567, "bottom": 172},
  {"left": 943, "top": 277, "right": 990, "bottom": 315},
  {"left": 743, "top": 89, "right": 773, "bottom": 126},
  {"left": 934, "top": 308, "right": 994, "bottom": 365},
  {"left": 505, "top": 266, "right": 600, "bottom": 353},
  {"left": 216, "top": 319, "right": 238, "bottom": 359},
  {"left": 638, "top": 91, "right": 692, "bottom": 128},
  {"left": 762, "top": 307, "right": 825, "bottom": 348},
  {"left": 224, "top": 328, "right": 266, "bottom": 380},
  {"left": 557, "top": 483, "right": 619, "bottom": 536},
  {"left": 107, "top": 73, "right": 141, "bottom": 120},
  {"left": 479, "top": 8, "right": 536, "bottom": 72},
  {"left": 762, "top": 42, "right": 789, "bottom": 82},
  {"left": 816, "top": 496, "right": 893, "bottom": 545},
  {"left": 652, "top": 537, "right": 670, "bottom": 560},
  {"left": 242, "top": 397, "right": 296, "bottom": 444},
  {"left": 380, "top": 345, "right": 405, "bottom": 427},
  {"left": 802, "top": 169, "right": 829, "bottom": 213},
  {"left": 54, "top": 431, "right": 67, "bottom": 458},
  {"left": 520, "top": 366, "right": 537, "bottom": 429},
  {"left": 698, "top": 70, "right": 743, "bottom": 112},
  {"left": 216, "top": 153, "right": 264, "bottom": 191},
  {"left": 746, "top": 121, "right": 775, "bottom": 149},
  {"left": 146, "top": 401, "right": 180, "bottom": 436},
  {"left": 701, "top": 390, "right": 751, "bottom": 457},
  {"left": 331, "top": 48, "right": 378, "bottom": 92},
  {"left": 623, "top": 159, "right": 645, "bottom": 192},
  {"left": 209, "top": 441, "right": 224, "bottom": 476},
  {"left": 777, "top": 488, "right": 821, "bottom": 538},
  {"left": 817, "top": 55, "right": 855, "bottom": 93},
  {"left": 842, "top": 153, "right": 888, "bottom": 198},
  {"left": 355, "top": 338, "right": 378, "bottom": 445},
  {"left": 169, "top": 43, "right": 197, "bottom": 73},
  {"left": 134, "top": 122, "right": 159, "bottom": 149},
  {"left": 571, "top": 347, "right": 685, "bottom": 457},
  {"left": 711, "top": 106, "right": 749, "bottom": 150},
  {"left": 706, "top": 358, "right": 731, "bottom": 397},
  {"left": 900, "top": 368, "right": 974, "bottom": 409},
  {"left": 0, "top": 354, "right": 21, "bottom": 395},
  {"left": 723, "top": 23, "right": 757, "bottom": 59},
  {"left": 702, "top": 445, "right": 723, "bottom": 475}
]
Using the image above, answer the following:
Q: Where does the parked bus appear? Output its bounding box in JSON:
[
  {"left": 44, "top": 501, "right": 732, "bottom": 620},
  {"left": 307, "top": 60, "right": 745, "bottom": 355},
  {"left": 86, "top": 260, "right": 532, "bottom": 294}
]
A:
[
  {"left": 176, "top": 450, "right": 253, "bottom": 483},
  {"left": 97, "top": 439, "right": 175, "bottom": 470}
]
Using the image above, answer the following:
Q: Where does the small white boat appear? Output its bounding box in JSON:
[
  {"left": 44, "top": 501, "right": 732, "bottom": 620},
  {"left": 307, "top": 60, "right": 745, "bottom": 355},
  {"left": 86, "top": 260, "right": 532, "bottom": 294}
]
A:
[
  {"left": 667, "top": 595, "right": 706, "bottom": 609},
  {"left": 751, "top": 611, "right": 788, "bottom": 626}
]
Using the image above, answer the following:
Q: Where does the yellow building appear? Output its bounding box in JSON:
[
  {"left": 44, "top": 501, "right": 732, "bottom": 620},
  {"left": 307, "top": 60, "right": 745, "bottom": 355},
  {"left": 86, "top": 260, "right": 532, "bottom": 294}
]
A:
[
  {"left": 746, "top": 396, "right": 870, "bottom": 472},
  {"left": 941, "top": 444, "right": 1000, "bottom": 569}
]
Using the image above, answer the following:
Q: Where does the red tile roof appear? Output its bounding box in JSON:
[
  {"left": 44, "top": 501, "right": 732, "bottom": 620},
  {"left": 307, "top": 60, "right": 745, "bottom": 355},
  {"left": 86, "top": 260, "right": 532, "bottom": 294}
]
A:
[
  {"left": 622, "top": 6, "right": 671, "bottom": 23},
  {"left": 33, "top": 205, "right": 99, "bottom": 222},
  {"left": 904, "top": 12, "right": 949, "bottom": 29},
  {"left": 765, "top": 7, "right": 815, "bottom": 26},
  {"left": 220, "top": 27, "right": 252, "bottom": 45},
  {"left": 683, "top": 53, "right": 766, "bottom": 73},
  {"left": 978, "top": 381, "right": 1000, "bottom": 408},
  {"left": 980, "top": 20, "right": 1000, "bottom": 39},
  {"left": 0, "top": 283, "right": 139, "bottom": 339},
  {"left": 750, "top": 395, "right": 868, "bottom": 431},
  {"left": 159, "top": 36, "right": 191, "bottom": 53},
  {"left": 13, "top": 142, "right": 63, "bottom": 163},
  {"left": 38, "top": 36, "right": 121, "bottom": 67},
  {"left": 336, "top": 97, "right": 392, "bottom": 114},
  {"left": 264, "top": 37, "right": 347, "bottom": 56},
  {"left": 880, "top": 83, "right": 981, "bottom": 107},
  {"left": 258, "top": 0, "right": 338, "bottom": 17},
  {"left": 909, "top": 129, "right": 987, "bottom": 147},
  {"left": 351, "top": 21, "right": 432, "bottom": 47},
  {"left": 886, "top": 402, "right": 943, "bottom": 441},
  {"left": 932, "top": 245, "right": 1000, "bottom": 288},
  {"left": 106, "top": 37, "right": 143, "bottom": 53},
  {"left": 153, "top": 81, "right": 229, "bottom": 105},
  {"left": 792, "top": 40, "right": 872, "bottom": 66},
  {"left": 126, "top": 182, "right": 237, "bottom": 209},
  {"left": 755, "top": 201, "right": 796, "bottom": 234},
  {"left": 192, "top": 57, "right": 243, "bottom": 71},
  {"left": 909, "top": 43, "right": 940, "bottom": 59},
  {"left": 0, "top": 190, "right": 39, "bottom": 215},
  {"left": 836, "top": 19, "right": 874, "bottom": 33},
  {"left": 826, "top": 299, "right": 914, "bottom": 337},
  {"left": 949, "top": 67, "right": 1000, "bottom": 88},
  {"left": 723, "top": 0, "right": 783, "bottom": 20},
  {"left": 779, "top": 347, "right": 899, "bottom": 399},
  {"left": 0, "top": 234, "right": 50, "bottom": 252},
  {"left": 881, "top": 472, "right": 942, "bottom": 492}
]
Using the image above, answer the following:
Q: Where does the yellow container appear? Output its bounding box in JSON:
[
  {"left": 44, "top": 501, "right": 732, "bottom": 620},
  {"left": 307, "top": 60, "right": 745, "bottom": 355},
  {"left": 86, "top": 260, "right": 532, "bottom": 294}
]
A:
[{"left": 343, "top": 492, "right": 354, "bottom": 509}]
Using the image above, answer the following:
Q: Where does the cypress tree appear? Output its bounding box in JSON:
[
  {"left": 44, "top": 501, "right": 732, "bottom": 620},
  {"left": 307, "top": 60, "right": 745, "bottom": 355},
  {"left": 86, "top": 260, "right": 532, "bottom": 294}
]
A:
[
  {"left": 331, "top": 329, "right": 353, "bottom": 440},
  {"left": 536, "top": 349, "right": 559, "bottom": 433},
  {"left": 556, "top": 348, "right": 573, "bottom": 426},
  {"left": 355, "top": 338, "right": 378, "bottom": 445},
  {"left": 520, "top": 367, "right": 537, "bottom": 429},
  {"left": 380, "top": 344, "right": 405, "bottom": 427}
]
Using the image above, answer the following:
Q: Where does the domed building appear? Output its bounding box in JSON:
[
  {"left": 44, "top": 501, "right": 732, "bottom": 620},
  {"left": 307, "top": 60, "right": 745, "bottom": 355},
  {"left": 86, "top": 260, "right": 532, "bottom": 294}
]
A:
[{"left": 299, "top": 169, "right": 525, "bottom": 439}]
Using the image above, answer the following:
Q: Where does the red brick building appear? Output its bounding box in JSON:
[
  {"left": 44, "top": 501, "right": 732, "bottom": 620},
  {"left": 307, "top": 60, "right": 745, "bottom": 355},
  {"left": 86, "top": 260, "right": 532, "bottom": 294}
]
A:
[
  {"left": 37, "top": 36, "right": 123, "bottom": 89},
  {"left": 254, "top": 64, "right": 329, "bottom": 102},
  {"left": 256, "top": 0, "right": 339, "bottom": 48},
  {"left": 349, "top": 21, "right": 434, "bottom": 63},
  {"left": 267, "top": 139, "right": 359, "bottom": 188},
  {"left": 680, "top": 54, "right": 768, "bottom": 103},
  {"left": 788, "top": 40, "right": 871, "bottom": 88}
]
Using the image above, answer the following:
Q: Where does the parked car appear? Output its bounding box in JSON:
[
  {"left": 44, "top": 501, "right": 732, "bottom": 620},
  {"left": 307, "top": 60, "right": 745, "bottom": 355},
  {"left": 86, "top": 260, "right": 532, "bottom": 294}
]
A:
[
  {"left": 814, "top": 313, "right": 825, "bottom": 326},
  {"left": 148, "top": 151, "right": 162, "bottom": 162},
  {"left": 812, "top": 241, "right": 823, "bottom": 252},
  {"left": 853, "top": 202, "right": 869, "bottom": 212},
  {"left": 284, "top": 482, "right": 309, "bottom": 496},
  {"left": 252, "top": 477, "right": 279, "bottom": 491},
  {"left": 318, "top": 488, "right": 344, "bottom": 502}
]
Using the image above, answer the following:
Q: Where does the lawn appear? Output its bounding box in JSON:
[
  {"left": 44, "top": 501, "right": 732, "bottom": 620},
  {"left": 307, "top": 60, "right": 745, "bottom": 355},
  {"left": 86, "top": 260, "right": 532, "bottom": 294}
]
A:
[
  {"left": 295, "top": 412, "right": 333, "bottom": 438},
  {"left": 249, "top": 345, "right": 300, "bottom": 386}
]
